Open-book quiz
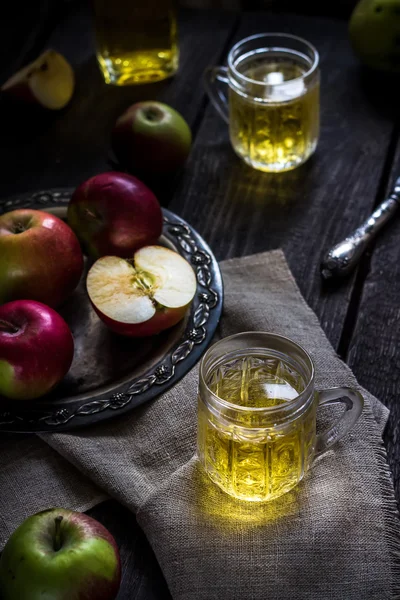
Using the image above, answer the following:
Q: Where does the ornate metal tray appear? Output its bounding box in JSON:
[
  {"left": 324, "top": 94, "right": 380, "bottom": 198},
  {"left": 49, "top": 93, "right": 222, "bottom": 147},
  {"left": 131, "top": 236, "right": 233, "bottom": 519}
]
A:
[{"left": 0, "top": 189, "right": 223, "bottom": 433}]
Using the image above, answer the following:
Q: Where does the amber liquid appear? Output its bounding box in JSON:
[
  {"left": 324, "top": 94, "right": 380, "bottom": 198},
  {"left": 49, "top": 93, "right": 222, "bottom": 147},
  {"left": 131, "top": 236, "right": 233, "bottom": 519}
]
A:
[
  {"left": 229, "top": 51, "right": 319, "bottom": 172},
  {"left": 198, "top": 354, "right": 316, "bottom": 501},
  {"left": 93, "top": 0, "right": 178, "bottom": 85}
]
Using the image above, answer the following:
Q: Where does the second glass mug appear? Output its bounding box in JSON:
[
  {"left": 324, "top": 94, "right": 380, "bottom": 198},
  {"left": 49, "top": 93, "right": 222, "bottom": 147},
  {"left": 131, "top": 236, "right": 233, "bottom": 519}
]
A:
[
  {"left": 197, "top": 332, "right": 363, "bottom": 502},
  {"left": 92, "top": 0, "right": 179, "bottom": 85},
  {"left": 204, "top": 33, "right": 320, "bottom": 173}
]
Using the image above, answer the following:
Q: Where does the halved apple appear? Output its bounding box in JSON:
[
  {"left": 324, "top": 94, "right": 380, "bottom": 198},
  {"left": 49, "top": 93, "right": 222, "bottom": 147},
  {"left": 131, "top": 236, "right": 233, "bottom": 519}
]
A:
[
  {"left": 1, "top": 50, "right": 74, "bottom": 110},
  {"left": 87, "top": 246, "right": 197, "bottom": 337}
]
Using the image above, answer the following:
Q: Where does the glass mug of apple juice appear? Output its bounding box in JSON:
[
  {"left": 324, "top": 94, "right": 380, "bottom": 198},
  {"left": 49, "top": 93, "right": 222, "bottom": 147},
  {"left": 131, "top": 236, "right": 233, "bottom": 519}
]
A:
[
  {"left": 197, "top": 333, "right": 363, "bottom": 502},
  {"left": 204, "top": 34, "right": 320, "bottom": 172},
  {"left": 92, "top": 0, "right": 178, "bottom": 85}
]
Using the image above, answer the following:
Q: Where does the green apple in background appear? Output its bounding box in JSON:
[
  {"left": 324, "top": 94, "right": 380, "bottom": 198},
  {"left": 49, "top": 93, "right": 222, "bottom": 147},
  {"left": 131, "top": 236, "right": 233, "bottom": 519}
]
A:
[
  {"left": 112, "top": 101, "right": 192, "bottom": 174},
  {"left": 349, "top": 0, "right": 400, "bottom": 72},
  {"left": 0, "top": 508, "right": 121, "bottom": 600}
]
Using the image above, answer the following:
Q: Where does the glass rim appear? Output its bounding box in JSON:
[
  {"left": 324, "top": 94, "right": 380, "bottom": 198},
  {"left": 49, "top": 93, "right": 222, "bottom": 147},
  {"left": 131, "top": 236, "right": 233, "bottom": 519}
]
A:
[
  {"left": 199, "top": 331, "right": 315, "bottom": 415},
  {"left": 227, "top": 32, "right": 320, "bottom": 88}
]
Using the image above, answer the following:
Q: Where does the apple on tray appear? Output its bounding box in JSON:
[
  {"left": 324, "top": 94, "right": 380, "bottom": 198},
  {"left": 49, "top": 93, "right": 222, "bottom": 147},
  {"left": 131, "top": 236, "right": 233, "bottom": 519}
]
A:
[
  {"left": 112, "top": 101, "right": 192, "bottom": 174},
  {"left": 0, "top": 508, "right": 121, "bottom": 600},
  {"left": 0, "top": 208, "right": 83, "bottom": 307},
  {"left": 1, "top": 49, "right": 75, "bottom": 110},
  {"left": 0, "top": 300, "right": 74, "bottom": 401},
  {"left": 68, "top": 172, "right": 163, "bottom": 259},
  {"left": 87, "top": 245, "right": 197, "bottom": 337}
]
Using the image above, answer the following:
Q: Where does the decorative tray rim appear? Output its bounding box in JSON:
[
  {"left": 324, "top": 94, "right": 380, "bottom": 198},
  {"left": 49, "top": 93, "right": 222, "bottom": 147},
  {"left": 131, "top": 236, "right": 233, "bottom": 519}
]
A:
[{"left": 0, "top": 188, "right": 223, "bottom": 433}]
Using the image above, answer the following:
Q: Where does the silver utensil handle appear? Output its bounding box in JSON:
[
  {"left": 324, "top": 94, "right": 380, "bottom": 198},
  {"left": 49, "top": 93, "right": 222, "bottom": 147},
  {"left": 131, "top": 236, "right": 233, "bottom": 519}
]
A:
[{"left": 321, "top": 178, "right": 400, "bottom": 279}]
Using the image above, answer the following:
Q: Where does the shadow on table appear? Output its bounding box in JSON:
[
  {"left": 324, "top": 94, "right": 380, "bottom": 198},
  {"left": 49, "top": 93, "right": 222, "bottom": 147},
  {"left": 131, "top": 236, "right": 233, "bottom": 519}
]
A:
[
  {"left": 221, "top": 153, "right": 318, "bottom": 222},
  {"left": 357, "top": 66, "right": 400, "bottom": 122}
]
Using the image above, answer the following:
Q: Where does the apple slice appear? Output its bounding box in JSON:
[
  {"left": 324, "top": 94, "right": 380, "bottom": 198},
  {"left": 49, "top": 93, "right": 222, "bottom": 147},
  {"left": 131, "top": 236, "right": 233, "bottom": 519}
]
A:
[
  {"left": 87, "top": 245, "right": 197, "bottom": 337},
  {"left": 1, "top": 49, "right": 74, "bottom": 110}
]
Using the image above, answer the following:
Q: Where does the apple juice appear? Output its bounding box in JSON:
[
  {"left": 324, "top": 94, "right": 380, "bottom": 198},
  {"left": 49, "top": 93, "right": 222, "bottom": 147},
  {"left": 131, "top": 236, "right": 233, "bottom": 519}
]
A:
[
  {"left": 92, "top": 0, "right": 178, "bottom": 85},
  {"left": 229, "top": 51, "right": 320, "bottom": 172},
  {"left": 197, "top": 353, "right": 316, "bottom": 501}
]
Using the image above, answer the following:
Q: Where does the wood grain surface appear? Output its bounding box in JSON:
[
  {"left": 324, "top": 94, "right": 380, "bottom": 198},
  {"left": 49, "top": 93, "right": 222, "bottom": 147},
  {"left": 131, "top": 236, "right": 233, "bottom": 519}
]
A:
[
  {"left": 169, "top": 12, "right": 395, "bottom": 349},
  {"left": 347, "top": 151, "right": 400, "bottom": 500},
  {"left": 0, "top": 6, "right": 236, "bottom": 200},
  {"left": 1, "top": 5, "right": 399, "bottom": 600}
]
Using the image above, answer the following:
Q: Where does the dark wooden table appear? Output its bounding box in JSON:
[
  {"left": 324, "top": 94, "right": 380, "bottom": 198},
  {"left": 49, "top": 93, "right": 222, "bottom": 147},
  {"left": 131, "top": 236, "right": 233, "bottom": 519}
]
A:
[{"left": 2, "top": 4, "right": 400, "bottom": 598}]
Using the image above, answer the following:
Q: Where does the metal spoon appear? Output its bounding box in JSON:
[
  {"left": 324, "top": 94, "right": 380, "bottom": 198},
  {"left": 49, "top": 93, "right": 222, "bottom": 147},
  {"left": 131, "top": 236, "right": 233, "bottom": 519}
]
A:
[{"left": 321, "top": 177, "right": 400, "bottom": 279}]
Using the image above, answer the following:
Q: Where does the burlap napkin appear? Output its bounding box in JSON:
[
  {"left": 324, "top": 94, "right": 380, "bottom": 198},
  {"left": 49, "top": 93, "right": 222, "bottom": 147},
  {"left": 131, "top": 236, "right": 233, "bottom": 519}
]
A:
[{"left": 1, "top": 250, "right": 399, "bottom": 599}]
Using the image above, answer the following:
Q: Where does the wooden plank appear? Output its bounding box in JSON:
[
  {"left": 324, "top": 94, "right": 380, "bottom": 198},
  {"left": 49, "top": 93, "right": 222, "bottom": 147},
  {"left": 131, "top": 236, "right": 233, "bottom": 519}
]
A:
[
  {"left": 346, "top": 145, "right": 400, "bottom": 501},
  {"left": 0, "top": 6, "right": 237, "bottom": 202},
  {"left": 0, "top": 0, "right": 57, "bottom": 82},
  {"left": 168, "top": 12, "right": 395, "bottom": 349},
  {"left": 245, "top": 0, "right": 354, "bottom": 18}
]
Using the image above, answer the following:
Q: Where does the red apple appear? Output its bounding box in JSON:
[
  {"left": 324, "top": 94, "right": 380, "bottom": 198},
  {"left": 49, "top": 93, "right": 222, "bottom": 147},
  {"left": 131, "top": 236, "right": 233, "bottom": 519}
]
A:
[
  {"left": 68, "top": 172, "right": 163, "bottom": 259},
  {"left": 0, "top": 508, "right": 121, "bottom": 600},
  {"left": 112, "top": 101, "right": 192, "bottom": 174},
  {"left": 0, "top": 209, "right": 84, "bottom": 307},
  {"left": 1, "top": 49, "right": 75, "bottom": 110},
  {"left": 0, "top": 300, "right": 73, "bottom": 400},
  {"left": 87, "top": 245, "right": 197, "bottom": 337}
]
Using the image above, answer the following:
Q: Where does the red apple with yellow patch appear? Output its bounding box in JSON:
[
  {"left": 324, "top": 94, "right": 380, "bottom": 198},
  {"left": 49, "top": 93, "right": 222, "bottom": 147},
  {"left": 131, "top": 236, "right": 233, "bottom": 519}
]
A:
[
  {"left": 0, "top": 209, "right": 83, "bottom": 307},
  {"left": 68, "top": 172, "right": 163, "bottom": 259},
  {"left": 0, "top": 300, "right": 74, "bottom": 401}
]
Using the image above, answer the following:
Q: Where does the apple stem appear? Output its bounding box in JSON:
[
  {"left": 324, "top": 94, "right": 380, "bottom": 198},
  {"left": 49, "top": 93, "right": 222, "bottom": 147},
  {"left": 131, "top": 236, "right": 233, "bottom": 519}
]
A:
[
  {"left": 54, "top": 516, "right": 63, "bottom": 552},
  {"left": 144, "top": 107, "right": 162, "bottom": 122},
  {"left": 12, "top": 221, "right": 27, "bottom": 234},
  {"left": 0, "top": 319, "right": 19, "bottom": 334}
]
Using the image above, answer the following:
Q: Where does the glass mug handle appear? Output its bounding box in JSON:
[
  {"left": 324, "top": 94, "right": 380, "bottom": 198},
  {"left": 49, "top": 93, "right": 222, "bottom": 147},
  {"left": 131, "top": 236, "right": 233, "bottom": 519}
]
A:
[
  {"left": 315, "top": 387, "right": 364, "bottom": 455},
  {"left": 204, "top": 66, "right": 229, "bottom": 124}
]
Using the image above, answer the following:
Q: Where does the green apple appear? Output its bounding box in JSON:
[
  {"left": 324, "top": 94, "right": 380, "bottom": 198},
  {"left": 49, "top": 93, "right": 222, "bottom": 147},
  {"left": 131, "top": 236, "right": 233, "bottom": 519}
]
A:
[
  {"left": 0, "top": 508, "right": 121, "bottom": 600},
  {"left": 349, "top": 0, "right": 400, "bottom": 72},
  {"left": 112, "top": 101, "right": 192, "bottom": 174}
]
